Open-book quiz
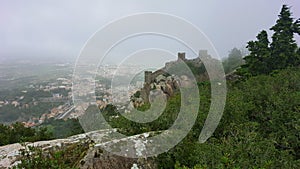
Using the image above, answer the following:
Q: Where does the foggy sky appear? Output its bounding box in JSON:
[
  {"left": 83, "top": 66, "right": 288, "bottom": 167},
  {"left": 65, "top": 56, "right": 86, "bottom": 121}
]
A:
[{"left": 0, "top": 0, "right": 299, "bottom": 63}]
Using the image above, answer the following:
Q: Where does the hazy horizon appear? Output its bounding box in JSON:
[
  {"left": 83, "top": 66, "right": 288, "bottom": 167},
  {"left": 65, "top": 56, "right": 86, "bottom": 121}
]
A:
[{"left": 1, "top": 1, "right": 299, "bottom": 64}]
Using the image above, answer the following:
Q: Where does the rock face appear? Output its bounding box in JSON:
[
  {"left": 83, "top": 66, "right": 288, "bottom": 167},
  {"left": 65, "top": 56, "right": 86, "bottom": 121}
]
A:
[
  {"left": 0, "top": 143, "right": 23, "bottom": 168},
  {"left": 80, "top": 149, "right": 156, "bottom": 169},
  {"left": 0, "top": 129, "right": 157, "bottom": 169},
  {"left": 131, "top": 74, "right": 179, "bottom": 108}
]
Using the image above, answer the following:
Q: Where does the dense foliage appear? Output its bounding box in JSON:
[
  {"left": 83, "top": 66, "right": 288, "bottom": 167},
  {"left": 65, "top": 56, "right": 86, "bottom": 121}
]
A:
[
  {"left": 41, "top": 118, "right": 84, "bottom": 139},
  {"left": 11, "top": 141, "right": 90, "bottom": 169},
  {"left": 0, "top": 118, "right": 83, "bottom": 146},
  {"left": 159, "top": 68, "right": 300, "bottom": 168},
  {"left": 0, "top": 122, "right": 53, "bottom": 146}
]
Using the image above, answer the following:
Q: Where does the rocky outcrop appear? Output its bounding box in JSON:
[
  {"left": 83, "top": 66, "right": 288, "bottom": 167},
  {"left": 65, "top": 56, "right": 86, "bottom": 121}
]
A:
[
  {"left": 80, "top": 148, "right": 156, "bottom": 169},
  {"left": 131, "top": 74, "right": 179, "bottom": 108},
  {"left": 0, "top": 129, "right": 157, "bottom": 169}
]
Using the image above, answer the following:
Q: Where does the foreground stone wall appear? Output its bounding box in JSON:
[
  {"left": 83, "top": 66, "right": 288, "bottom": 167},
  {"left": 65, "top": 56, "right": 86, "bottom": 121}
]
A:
[{"left": 0, "top": 129, "right": 157, "bottom": 169}]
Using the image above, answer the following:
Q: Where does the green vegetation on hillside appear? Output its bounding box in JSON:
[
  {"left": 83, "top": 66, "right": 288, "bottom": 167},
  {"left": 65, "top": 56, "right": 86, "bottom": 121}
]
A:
[
  {"left": 0, "top": 122, "right": 53, "bottom": 146},
  {"left": 0, "top": 118, "right": 83, "bottom": 146},
  {"left": 41, "top": 118, "right": 84, "bottom": 139},
  {"left": 99, "top": 68, "right": 299, "bottom": 168},
  {"left": 160, "top": 68, "right": 300, "bottom": 168},
  {"left": 11, "top": 141, "right": 90, "bottom": 169}
]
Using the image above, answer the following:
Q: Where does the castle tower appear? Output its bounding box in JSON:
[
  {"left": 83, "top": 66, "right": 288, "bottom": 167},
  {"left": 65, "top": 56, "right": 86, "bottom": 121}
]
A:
[
  {"left": 199, "top": 50, "right": 208, "bottom": 58},
  {"left": 141, "top": 71, "right": 153, "bottom": 104},
  {"left": 144, "top": 71, "right": 153, "bottom": 84},
  {"left": 177, "top": 52, "right": 186, "bottom": 61}
]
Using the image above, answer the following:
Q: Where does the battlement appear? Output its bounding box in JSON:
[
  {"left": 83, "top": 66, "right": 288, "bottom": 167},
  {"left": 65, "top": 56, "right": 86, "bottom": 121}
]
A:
[{"left": 177, "top": 52, "right": 186, "bottom": 61}]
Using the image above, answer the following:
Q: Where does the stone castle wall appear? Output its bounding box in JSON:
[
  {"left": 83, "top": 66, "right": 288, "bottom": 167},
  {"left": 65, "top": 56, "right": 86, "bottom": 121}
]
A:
[{"left": 140, "top": 50, "right": 211, "bottom": 103}]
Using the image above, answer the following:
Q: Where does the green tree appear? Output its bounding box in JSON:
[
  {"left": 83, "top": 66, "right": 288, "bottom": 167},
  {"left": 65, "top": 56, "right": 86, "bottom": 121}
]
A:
[
  {"left": 269, "top": 5, "right": 300, "bottom": 69},
  {"left": 0, "top": 124, "right": 10, "bottom": 146},
  {"left": 0, "top": 122, "right": 54, "bottom": 146},
  {"left": 240, "top": 30, "right": 270, "bottom": 76},
  {"left": 9, "top": 122, "right": 36, "bottom": 143},
  {"left": 223, "top": 47, "right": 244, "bottom": 74},
  {"left": 35, "top": 127, "right": 54, "bottom": 141},
  {"left": 238, "top": 5, "right": 300, "bottom": 77}
]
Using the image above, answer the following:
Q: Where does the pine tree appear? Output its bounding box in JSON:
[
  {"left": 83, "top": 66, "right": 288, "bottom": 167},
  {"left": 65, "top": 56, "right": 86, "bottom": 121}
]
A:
[
  {"left": 238, "top": 30, "right": 270, "bottom": 76},
  {"left": 237, "top": 5, "right": 300, "bottom": 77},
  {"left": 269, "top": 5, "right": 300, "bottom": 70}
]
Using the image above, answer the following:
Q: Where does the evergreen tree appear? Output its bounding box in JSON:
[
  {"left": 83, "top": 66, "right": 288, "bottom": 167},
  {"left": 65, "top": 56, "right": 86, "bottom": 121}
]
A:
[
  {"left": 269, "top": 5, "right": 300, "bottom": 69},
  {"left": 223, "top": 47, "right": 244, "bottom": 74},
  {"left": 238, "top": 5, "right": 300, "bottom": 77},
  {"left": 238, "top": 30, "right": 270, "bottom": 76}
]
